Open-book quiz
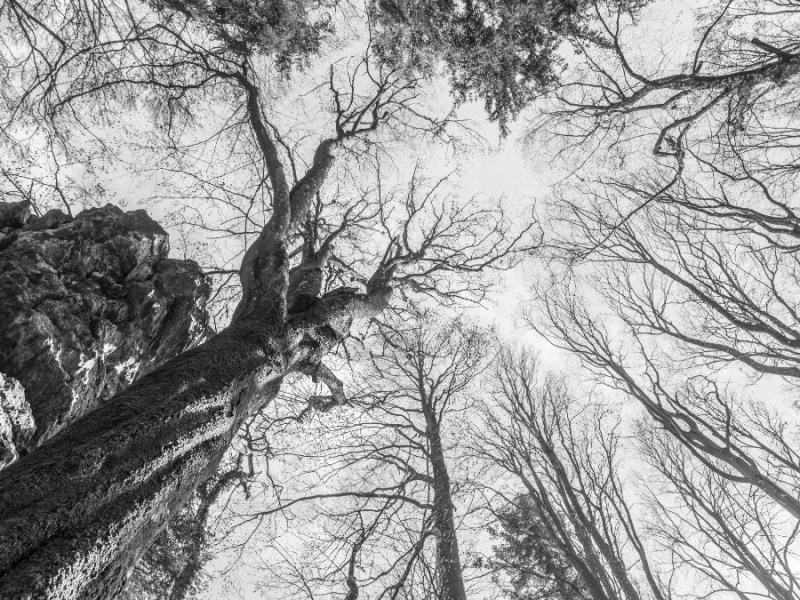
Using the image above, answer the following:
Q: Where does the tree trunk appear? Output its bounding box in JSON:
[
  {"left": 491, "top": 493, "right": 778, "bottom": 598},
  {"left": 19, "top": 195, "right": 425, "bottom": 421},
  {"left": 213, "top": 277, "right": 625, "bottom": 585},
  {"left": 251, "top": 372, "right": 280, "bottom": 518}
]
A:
[
  {"left": 0, "top": 287, "right": 387, "bottom": 599},
  {"left": 421, "top": 402, "right": 467, "bottom": 600}
]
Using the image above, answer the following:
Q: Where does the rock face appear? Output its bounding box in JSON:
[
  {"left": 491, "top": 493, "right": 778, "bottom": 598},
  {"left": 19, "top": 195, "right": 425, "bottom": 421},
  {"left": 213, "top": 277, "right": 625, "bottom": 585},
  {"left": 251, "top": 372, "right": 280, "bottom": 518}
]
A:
[{"left": 0, "top": 200, "right": 211, "bottom": 458}]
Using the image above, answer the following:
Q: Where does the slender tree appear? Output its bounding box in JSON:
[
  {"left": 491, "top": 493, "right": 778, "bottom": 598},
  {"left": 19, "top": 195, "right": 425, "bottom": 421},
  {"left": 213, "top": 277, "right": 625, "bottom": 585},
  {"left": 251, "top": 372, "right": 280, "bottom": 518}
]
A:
[
  {"left": 204, "top": 310, "right": 492, "bottom": 599},
  {"left": 523, "top": 0, "right": 800, "bottom": 594},
  {"left": 641, "top": 421, "right": 800, "bottom": 600},
  {"left": 478, "top": 351, "right": 667, "bottom": 600}
]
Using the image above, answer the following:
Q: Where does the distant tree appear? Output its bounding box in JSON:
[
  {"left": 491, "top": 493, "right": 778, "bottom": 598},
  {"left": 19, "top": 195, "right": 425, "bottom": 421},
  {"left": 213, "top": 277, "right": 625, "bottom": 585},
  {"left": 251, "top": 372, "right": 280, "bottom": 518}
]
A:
[
  {"left": 207, "top": 309, "right": 494, "bottom": 600},
  {"left": 150, "top": 0, "right": 332, "bottom": 68},
  {"left": 478, "top": 351, "right": 668, "bottom": 600},
  {"left": 531, "top": 0, "right": 800, "bottom": 517},
  {"left": 480, "top": 349, "right": 800, "bottom": 599},
  {"left": 121, "top": 465, "right": 247, "bottom": 600},
  {"left": 525, "top": 0, "right": 800, "bottom": 595},
  {"left": 361, "top": 312, "right": 489, "bottom": 600},
  {"left": 641, "top": 421, "right": 800, "bottom": 599}
]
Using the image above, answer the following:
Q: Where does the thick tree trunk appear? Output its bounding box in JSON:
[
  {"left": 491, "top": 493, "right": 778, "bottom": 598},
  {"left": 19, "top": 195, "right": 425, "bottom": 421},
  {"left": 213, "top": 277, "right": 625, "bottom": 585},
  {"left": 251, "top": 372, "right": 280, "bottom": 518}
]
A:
[
  {"left": 0, "top": 287, "right": 387, "bottom": 599},
  {"left": 0, "top": 64, "right": 396, "bottom": 597},
  {"left": 0, "top": 321, "right": 278, "bottom": 599}
]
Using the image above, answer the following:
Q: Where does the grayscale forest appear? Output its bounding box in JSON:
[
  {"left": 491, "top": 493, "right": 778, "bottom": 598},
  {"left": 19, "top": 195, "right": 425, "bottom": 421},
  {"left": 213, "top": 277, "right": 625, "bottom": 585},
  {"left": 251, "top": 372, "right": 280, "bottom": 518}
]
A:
[{"left": 1, "top": 0, "right": 799, "bottom": 598}]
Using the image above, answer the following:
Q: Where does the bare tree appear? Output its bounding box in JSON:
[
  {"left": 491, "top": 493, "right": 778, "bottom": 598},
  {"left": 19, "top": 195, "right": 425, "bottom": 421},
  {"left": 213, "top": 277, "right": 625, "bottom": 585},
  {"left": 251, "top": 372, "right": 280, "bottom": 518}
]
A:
[
  {"left": 477, "top": 351, "right": 668, "bottom": 600},
  {"left": 641, "top": 422, "right": 800, "bottom": 600},
  {"left": 473, "top": 347, "right": 800, "bottom": 600},
  {"left": 363, "top": 313, "right": 489, "bottom": 600},
  {"left": 535, "top": 286, "right": 800, "bottom": 520},
  {"left": 515, "top": 3, "right": 800, "bottom": 597},
  {"left": 203, "top": 310, "right": 493, "bottom": 599},
  {"left": 545, "top": 0, "right": 800, "bottom": 167},
  {"left": 521, "top": 0, "right": 800, "bottom": 515}
]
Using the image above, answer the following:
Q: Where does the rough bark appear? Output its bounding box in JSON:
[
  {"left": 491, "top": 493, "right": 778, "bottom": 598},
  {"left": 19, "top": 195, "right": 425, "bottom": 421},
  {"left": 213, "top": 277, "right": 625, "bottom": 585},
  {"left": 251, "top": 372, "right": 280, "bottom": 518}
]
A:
[
  {"left": 0, "top": 202, "right": 210, "bottom": 458},
  {"left": 0, "top": 68, "right": 393, "bottom": 596},
  {"left": 0, "top": 277, "right": 390, "bottom": 598}
]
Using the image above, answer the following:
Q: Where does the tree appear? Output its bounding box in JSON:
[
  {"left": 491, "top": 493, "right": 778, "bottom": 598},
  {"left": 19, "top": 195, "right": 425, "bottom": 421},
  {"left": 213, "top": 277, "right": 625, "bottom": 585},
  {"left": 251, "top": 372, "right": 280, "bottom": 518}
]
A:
[
  {"left": 641, "top": 421, "right": 800, "bottom": 600},
  {"left": 521, "top": 0, "right": 800, "bottom": 595},
  {"left": 0, "top": 16, "right": 534, "bottom": 600},
  {"left": 371, "top": 0, "right": 646, "bottom": 133},
  {"left": 478, "top": 351, "right": 667, "bottom": 600},
  {"left": 461, "top": 327, "right": 800, "bottom": 600},
  {"left": 543, "top": 0, "right": 800, "bottom": 165},
  {"left": 481, "top": 350, "right": 800, "bottom": 600},
  {"left": 0, "top": 128, "right": 524, "bottom": 598},
  {"left": 489, "top": 495, "right": 593, "bottom": 600},
  {"left": 0, "top": 0, "right": 663, "bottom": 594},
  {"left": 198, "top": 310, "right": 493, "bottom": 599},
  {"left": 528, "top": 0, "right": 800, "bottom": 506},
  {"left": 359, "top": 312, "right": 489, "bottom": 600},
  {"left": 477, "top": 352, "right": 668, "bottom": 600}
]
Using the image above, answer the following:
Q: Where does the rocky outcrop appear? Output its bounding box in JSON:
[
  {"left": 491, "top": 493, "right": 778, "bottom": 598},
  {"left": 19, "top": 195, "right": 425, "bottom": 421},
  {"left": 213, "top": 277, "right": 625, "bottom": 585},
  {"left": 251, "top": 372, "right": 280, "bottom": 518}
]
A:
[{"left": 0, "top": 200, "right": 211, "bottom": 457}]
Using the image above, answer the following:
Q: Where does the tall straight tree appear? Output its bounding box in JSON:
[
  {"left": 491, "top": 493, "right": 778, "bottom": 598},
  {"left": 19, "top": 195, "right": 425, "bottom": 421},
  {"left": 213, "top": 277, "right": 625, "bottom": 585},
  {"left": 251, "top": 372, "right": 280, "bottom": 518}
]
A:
[
  {"left": 478, "top": 352, "right": 667, "bottom": 600},
  {"left": 206, "top": 310, "right": 493, "bottom": 599}
]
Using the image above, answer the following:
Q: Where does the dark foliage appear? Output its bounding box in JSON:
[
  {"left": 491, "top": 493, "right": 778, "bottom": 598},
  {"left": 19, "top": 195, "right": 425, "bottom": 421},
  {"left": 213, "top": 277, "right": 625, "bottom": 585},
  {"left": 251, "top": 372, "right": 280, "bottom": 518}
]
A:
[
  {"left": 152, "top": 0, "right": 333, "bottom": 67},
  {"left": 371, "top": 0, "right": 643, "bottom": 133}
]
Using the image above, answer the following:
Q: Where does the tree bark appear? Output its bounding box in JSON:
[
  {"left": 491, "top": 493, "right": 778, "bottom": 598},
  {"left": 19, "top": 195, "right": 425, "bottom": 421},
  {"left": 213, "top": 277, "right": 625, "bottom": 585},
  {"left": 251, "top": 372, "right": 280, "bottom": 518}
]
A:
[
  {"left": 420, "top": 397, "right": 467, "bottom": 600},
  {"left": 0, "top": 287, "right": 389, "bottom": 599}
]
